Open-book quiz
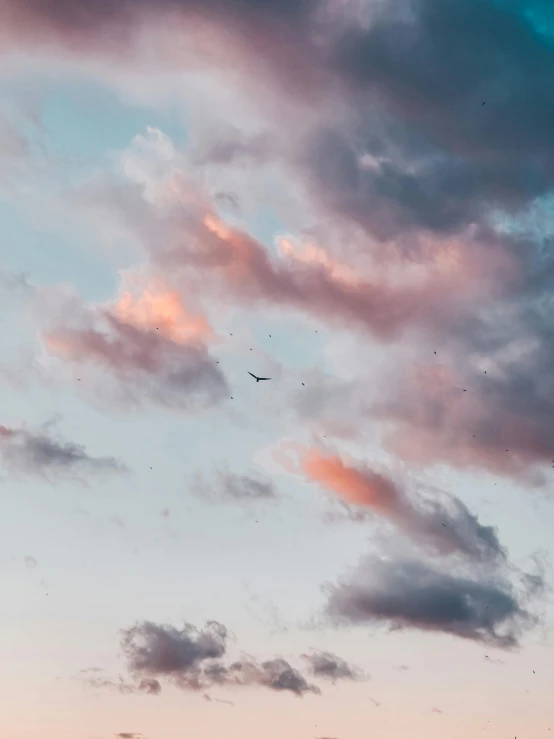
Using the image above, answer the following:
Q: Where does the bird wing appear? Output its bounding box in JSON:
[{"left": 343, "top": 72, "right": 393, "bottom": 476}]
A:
[
  {"left": 248, "top": 371, "right": 259, "bottom": 380},
  {"left": 258, "top": 377, "right": 271, "bottom": 381}
]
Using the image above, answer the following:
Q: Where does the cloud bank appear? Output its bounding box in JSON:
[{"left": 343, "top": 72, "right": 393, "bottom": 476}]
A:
[{"left": 116, "top": 618, "right": 326, "bottom": 697}]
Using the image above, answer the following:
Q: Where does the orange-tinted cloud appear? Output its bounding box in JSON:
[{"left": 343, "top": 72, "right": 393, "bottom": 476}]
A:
[
  {"left": 301, "top": 447, "right": 401, "bottom": 513},
  {"left": 113, "top": 277, "right": 213, "bottom": 345},
  {"left": 163, "top": 208, "right": 461, "bottom": 341},
  {"left": 289, "top": 444, "right": 502, "bottom": 561}
]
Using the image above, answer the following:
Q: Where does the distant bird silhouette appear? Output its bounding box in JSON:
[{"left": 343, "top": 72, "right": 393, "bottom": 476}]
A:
[{"left": 248, "top": 371, "right": 271, "bottom": 382}]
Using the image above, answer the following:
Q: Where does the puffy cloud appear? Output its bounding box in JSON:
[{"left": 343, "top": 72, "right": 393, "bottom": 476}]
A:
[
  {"left": 121, "top": 620, "right": 228, "bottom": 677},
  {"left": 0, "top": 421, "right": 125, "bottom": 479},
  {"left": 38, "top": 273, "right": 228, "bottom": 412},
  {"left": 118, "top": 618, "right": 320, "bottom": 697},
  {"left": 325, "top": 554, "right": 539, "bottom": 648},
  {"left": 292, "top": 445, "right": 503, "bottom": 562}
]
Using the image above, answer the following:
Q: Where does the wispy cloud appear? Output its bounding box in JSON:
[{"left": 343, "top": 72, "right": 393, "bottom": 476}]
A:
[
  {"left": 288, "top": 444, "right": 503, "bottom": 562},
  {"left": 0, "top": 421, "right": 126, "bottom": 480},
  {"left": 194, "top": 467, "right": 278, "bottom": 503}
]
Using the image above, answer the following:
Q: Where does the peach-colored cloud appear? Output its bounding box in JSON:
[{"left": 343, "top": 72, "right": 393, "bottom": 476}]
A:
[
  {"left": 165, "top": 208, "right": 459, "bottom": 341},
  {"left": 277, "top": 236, "right": 361, "bottom": 288},
  {"left": 281, "top": 443, "right": 503, "bottom": 561},
  {"left": 301, "top": 447, "right": 401, "bottom": 513},
  {"left": 39, "top": 274, "right": 227, "bottom": 411},
  {"left": 112, "top": 276, "right": 213, "bottom": 345}
]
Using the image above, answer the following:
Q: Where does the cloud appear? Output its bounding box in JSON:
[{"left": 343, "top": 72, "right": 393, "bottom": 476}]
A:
[
  {"left": 38, "top": 273, "right": 228, "bottom": 412},
  {"left": 0, "top": 422, "right": 125, "bottom": 479},
  {"left": 302, "top": 651, "right": 363, "bottom": 682},
  {"left": 374, "top": 331, "right": 554, "bottom": 483},
  {"left": 6, "top": 0, "right": 554, "bottom": 244},
  {"left": 116, "top": 734, "right": 144, "bottom": 739},
  {"left": 68, "top": 128, "right": 480, "bottom": 343},
  {"left": 195, "top": 467, "right": 278, "bottom": 502},
  {"left": 292, "top": 445, "right": 503, "bottom": 562},
  {"left": 228, "top": 657, "right": 320, "bottom": 696},
  {"left": 7, "top": 0, "right": 554, "bottom": 488},
  {"left": 118, "top": 618, "right": 320, "bottom": 697},
  {"left": 325, "top": 554, "right": 539, "bottom": 648},
  {"left": 68, "top": 131, "right": 537, "bottom": 474},
  {"left": 324, "top": 0, "right": 554, "bottom": 229},
  {"left": 65, "top": 127, "right": 551, "bottom": 483},
  {"left": 121, "top": 620, "right": 228, "bottom": 677},
  {"left": 0, "top": 0, "right": 324, "bottom": 105}
]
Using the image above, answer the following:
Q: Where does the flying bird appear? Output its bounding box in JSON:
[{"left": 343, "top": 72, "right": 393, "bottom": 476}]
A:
[{"left": 248, "top": 372, "right": 271, "bottom": 383}]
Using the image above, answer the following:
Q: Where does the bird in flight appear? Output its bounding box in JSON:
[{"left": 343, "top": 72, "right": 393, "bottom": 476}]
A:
[{"left": 248, "top": 371, "right": 271, "bottom": 383}]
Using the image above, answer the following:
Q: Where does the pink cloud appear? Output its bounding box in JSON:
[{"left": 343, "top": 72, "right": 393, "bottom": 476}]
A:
[{"left": 38, "top": 273, "right": 227, "bottom": 411}]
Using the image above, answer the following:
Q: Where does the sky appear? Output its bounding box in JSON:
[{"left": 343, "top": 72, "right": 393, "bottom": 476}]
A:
[{"left": 1, "top": 1, "right": 554, "bottom": 737}]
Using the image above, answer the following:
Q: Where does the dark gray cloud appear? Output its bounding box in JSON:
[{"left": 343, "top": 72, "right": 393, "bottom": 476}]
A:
[
  {"left": 325, "top": 554, "right": 539, "bottom": 648},
  {"left": 397, "top": 489, "right": 504, "bottom": 562},
  {"left": 121, "top": 620, "right": 228, "bottom": 677},
  {"left": 302, "top": 650, "right": 362, "bottom": 682},
  {"left": 0, "top": 422, "right": 126, "bottom": 479},
  {"left": 118, "top": 618, "right": 320, "bottom": 697},
  {"left": 7, "top": 0, "right": 554, "bottom": 240},
  {"left": 300, "top": 0, "right": 554, "bottom": 240}
]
